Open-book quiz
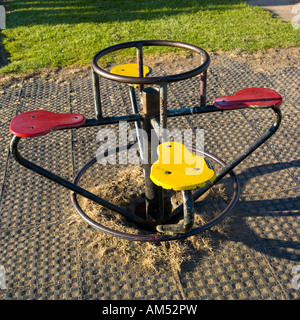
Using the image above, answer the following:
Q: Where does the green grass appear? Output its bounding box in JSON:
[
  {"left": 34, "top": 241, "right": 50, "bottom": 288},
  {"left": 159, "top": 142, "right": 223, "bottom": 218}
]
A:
[{"left": 1, "top": 0, "right": 299, "bottom": 73}]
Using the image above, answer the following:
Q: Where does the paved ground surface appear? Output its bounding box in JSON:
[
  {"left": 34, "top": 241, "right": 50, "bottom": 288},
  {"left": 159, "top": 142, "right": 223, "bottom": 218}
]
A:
[
  {"left": 248, "top": 0, "right": 300, "bottom": 22},
  {"left": 0, "top": 49, "right": 299, "bottom": 300}
]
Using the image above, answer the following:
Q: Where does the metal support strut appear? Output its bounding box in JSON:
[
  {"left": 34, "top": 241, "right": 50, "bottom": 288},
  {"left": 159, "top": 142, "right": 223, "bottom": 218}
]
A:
[
  {"left": 157, "top": 190, "right": 194, "bottom": 233},
  {"left": 141, "top": 87, "right": 165, "bottom": 225}
]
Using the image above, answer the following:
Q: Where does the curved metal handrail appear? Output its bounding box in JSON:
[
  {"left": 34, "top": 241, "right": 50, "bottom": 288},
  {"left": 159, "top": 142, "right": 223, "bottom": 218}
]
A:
[{"left": 92, "top": 40, "right": 210, "bottom": 85}]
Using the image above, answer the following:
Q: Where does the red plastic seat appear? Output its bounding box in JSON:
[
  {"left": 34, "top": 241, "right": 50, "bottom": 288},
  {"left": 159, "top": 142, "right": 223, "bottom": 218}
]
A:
[
  {"left": 214, "top": 87, "right": 282, "bottom": 110},
  {"left": 10, "top": 110, "right": 85, "bottom": 138}
]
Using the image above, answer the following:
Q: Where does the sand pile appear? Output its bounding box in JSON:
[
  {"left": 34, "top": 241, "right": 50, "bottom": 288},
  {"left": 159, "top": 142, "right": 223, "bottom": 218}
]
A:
[{"left": 69, "top": 165, "right": 232, "bottom": 272}]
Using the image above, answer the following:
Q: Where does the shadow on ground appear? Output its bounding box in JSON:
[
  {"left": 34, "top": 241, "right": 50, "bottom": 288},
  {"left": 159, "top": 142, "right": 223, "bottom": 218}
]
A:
[
  {"left": 0, "top": 32, "right": 10, "bottom": 68},
  {"left": 6, "top": 0, "right": 245, "bottom": 27},
  {"left": 179, "top": 159, "right": 300, "bottom": 274}
]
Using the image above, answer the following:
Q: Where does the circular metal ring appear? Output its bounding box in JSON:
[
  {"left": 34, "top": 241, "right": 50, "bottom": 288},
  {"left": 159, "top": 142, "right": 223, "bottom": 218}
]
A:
[
  {"left": 70, "top": 148, "right": 239, "bottom": 242},
  {"left": 92, "top": 40, "right": 210, "bottom": 85}
]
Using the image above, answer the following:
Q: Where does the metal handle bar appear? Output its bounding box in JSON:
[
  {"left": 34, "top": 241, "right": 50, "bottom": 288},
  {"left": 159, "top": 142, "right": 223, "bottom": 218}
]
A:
[{"left": 91, "top": 40, "right": 210, "bottom": 85}]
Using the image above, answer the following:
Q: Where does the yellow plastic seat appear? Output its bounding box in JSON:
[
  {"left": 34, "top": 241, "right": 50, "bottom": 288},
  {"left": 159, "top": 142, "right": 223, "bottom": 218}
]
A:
[
  {"left": 110, "top": 63, "right": 151, "bottom": 87},
  {"left": 150, "top": 141, "right": 216, "bottom": 191}
]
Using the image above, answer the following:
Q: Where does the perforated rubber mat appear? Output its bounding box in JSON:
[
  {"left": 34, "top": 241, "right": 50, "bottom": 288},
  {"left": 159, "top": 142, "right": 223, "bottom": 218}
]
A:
[{"left": 0, "top": 56, "right": 299, "bottom": 300}]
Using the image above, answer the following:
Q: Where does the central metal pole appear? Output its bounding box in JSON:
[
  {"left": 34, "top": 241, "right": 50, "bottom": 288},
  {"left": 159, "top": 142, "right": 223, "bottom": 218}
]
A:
[{"left": 142, "top": 87, "right": 164, "bottom": 226}]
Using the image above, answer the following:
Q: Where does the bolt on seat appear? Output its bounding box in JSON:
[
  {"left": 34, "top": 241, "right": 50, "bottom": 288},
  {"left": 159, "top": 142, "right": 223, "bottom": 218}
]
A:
[
  {"left": 150, "top": 141, "right": 216, "bottom": 191},
  {"left": 9, "top": 110, "right": 85, "bottom": 138}
]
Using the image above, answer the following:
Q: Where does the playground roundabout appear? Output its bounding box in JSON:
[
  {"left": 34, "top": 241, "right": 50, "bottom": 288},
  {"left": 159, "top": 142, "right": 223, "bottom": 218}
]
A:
[
  {"left": 1, "top": 43, "right": 299, "bottom": 299},
  {"left": 6, "top": 42, "right": 295, "bottom": 273}
]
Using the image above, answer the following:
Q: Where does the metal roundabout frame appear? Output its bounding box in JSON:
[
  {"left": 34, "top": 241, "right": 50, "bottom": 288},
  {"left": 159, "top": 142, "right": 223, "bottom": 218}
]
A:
[{"left": 9, "top": 40, "right": 282, "bottom": 242}]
